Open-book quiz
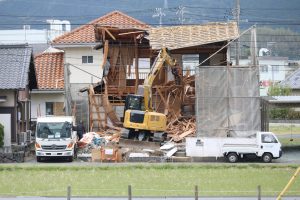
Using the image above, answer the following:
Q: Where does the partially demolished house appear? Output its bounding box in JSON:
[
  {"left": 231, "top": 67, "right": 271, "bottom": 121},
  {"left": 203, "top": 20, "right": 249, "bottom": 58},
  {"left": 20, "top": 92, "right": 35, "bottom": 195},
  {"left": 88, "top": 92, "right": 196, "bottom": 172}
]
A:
[{"left": 88, "top": 11, "right": 238, "bottom": 141}]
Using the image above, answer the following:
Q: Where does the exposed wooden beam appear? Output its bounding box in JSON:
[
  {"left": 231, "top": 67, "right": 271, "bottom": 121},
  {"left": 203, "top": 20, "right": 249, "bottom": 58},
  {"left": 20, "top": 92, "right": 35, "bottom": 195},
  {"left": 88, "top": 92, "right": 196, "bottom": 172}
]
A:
[
  {"left": 118, "top": 30, "right": 145, "bottom": 36},
  {"left": 104, "top": 28, "right": 116, "bottom": 41},
  {"left": 134, "top": 37, "right": 139, "bottom": 94}
]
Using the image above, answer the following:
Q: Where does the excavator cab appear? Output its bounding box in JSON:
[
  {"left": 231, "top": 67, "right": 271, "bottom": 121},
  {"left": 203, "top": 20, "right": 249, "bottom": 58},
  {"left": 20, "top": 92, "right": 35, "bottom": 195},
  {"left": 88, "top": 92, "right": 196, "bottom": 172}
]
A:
[
  {"left": 122, "top": 94, "right": 166, "bottom": 142},
  {"left": 124, "top": 94, "right": 144, "bottom": 112}
]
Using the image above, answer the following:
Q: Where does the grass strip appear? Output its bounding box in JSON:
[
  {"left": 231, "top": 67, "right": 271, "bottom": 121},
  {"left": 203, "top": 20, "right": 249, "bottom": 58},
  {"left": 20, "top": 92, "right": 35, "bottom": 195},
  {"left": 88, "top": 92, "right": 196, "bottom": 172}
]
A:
[{"left": 0, "top": 164, "right": 299, "bottom": 197}]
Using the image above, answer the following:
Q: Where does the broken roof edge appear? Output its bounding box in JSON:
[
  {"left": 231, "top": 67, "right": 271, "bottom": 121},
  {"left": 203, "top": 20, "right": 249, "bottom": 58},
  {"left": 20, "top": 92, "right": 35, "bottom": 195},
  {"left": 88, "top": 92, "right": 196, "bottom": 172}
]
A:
[
  {"left": 148, "top": 21, "right": 238, "bottom": 50},
  {"left": 52, "top": 10, "right": 151, "bottom": 45},
  {"left": 149, "top": 21, "right": 237, "bottom": 30}
]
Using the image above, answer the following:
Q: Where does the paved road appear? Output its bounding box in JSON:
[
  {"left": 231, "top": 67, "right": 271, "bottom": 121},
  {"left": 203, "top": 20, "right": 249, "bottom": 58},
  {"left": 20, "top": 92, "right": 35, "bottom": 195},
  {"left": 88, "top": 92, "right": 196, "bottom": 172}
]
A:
[
  {"left": 0, "top": 197, "right": 299, "bottom": 200},
  {"left": 22, "top": 132, "right": 300, "bottom": 164},
  {"left": 23, "top": 146, "right": 300, "bottom": 164}
]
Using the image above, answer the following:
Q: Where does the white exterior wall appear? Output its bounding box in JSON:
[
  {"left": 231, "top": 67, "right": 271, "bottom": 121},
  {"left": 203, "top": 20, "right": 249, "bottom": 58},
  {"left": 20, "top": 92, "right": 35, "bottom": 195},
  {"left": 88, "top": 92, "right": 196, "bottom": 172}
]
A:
[
  {"left": 31, "top": 93, "right": 64, "bottom": 120},
  {"left": 64, "top": 47, "right": 103, "bottom": 84},
  {"left": 235, "top": 57, "right": 287, "bottom": 96},
  {"left": 0, "top": 29, "right": 69, "bottom": 44},
  {"left": 0, "top": 90, "right": 15, "bottom": 107},
  {"left": 236, "top": 58, "right": 287, "bottom": 82},
  {"left": 258, "top": 59, "right": 286, "bottom": 82}
]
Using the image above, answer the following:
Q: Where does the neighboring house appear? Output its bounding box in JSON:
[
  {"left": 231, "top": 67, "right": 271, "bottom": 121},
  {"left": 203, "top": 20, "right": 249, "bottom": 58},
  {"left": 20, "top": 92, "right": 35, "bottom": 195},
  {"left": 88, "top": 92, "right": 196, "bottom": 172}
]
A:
[
  {"left": 0, "top": 20, "right": 71, "bottom": 55},
  {"left": 235, "top": 55, "right": 288, "bottom": 96},
  {"left": 280, "top": 68, "right": 300, "bottom": 95},
  {"left": 0, "top": 44, "right": 37, "bottom": 147},
  {"left": 31, "top": 48, "right": 65, "bottom": 121},
  {"left": 51, "top": 10, "right": 151, "bottom": 125}
]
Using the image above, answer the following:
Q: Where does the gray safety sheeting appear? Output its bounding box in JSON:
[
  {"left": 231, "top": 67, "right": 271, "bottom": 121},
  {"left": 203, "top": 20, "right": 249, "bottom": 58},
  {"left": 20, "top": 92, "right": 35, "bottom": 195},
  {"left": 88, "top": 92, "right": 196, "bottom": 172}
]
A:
[{"left": 195, "top": 66, "right": 261, "bottom": 137}]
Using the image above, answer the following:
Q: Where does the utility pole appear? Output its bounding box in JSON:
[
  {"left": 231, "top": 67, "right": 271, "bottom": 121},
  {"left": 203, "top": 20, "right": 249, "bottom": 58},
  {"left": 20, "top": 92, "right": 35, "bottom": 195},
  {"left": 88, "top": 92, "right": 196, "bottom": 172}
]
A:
[
  {"left": 250, "top": 25, "right": 258, "bottom": 67},
  {"left": 153, "top": 8, "right": 166, "bottom": 27},
  {"left": 235, "top": 0, "right": 240, "bottom": 65},
  {"left": 176, "top": 5, "right": 186, "bottom": 24},
  {"left": 164, "top": 0, "right": 168, "bottom": 9}
]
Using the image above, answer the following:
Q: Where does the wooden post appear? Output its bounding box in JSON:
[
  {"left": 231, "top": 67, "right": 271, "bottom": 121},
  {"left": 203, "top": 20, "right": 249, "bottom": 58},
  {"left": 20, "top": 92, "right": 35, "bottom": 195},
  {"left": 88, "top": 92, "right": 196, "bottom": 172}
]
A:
[
  {"left": 128, "top": 185, "right": 132, "bottom": 200},
  {"left": 195, "top": 185, "right": 198, "bottom": 200},
  {"left": 257, "top": 185, "right": 261, "bottom": 200},
  {"left": 67, "top": 185, "right": 71, "bottom": 200},
  {"left": 134, "top": 37, "right": 139, "bottom": 94}
]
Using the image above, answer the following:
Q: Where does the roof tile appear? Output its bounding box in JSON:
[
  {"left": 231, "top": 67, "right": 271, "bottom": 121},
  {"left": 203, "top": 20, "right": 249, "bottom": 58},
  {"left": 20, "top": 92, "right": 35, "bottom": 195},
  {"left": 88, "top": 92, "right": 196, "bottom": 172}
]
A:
[
  {"left": 34, "top": 52, "right": 64, "bottom": 89},
  {"left": 0, "top": 44, "right": 33, "bottom": 89},
  {"left": 148, "top": 22, "right": 238, "bottom": 50},
  {"left": 52, "top": 10, "right": 150, "bottom": 45}
]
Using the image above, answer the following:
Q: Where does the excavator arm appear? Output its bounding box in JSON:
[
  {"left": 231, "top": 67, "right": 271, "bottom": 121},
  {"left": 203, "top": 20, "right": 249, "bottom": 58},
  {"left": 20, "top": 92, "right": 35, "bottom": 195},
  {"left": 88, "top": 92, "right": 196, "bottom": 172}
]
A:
[{"left": 143, "top": 48, "right": 177, "bottom": 111}]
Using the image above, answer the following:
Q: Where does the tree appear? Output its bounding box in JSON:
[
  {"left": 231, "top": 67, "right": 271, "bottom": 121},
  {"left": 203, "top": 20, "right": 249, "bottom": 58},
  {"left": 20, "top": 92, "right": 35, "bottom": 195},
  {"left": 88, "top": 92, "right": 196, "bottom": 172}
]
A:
[
  {"left": 268, "top": 84, "right": 294, "bottom": 120},
  {"left": 268, "top": 84, "right": 291, "bottom": 96}
]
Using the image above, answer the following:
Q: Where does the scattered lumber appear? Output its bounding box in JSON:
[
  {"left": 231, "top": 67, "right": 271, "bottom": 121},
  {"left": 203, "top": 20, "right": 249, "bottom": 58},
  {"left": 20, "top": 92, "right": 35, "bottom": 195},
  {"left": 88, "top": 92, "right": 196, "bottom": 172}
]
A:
[{"left": 166, "top": 116, "right": 196, "bottom": 142}]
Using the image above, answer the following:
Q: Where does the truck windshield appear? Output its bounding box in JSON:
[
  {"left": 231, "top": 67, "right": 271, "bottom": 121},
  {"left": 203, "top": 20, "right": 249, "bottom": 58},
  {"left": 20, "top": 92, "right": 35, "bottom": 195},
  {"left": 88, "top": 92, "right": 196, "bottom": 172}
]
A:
[
  {"left": 261, "top": 134, "right": 278, "bottom": 143},
  {"left": 37, "top": 122, "right": 71, "bottom": 139}
]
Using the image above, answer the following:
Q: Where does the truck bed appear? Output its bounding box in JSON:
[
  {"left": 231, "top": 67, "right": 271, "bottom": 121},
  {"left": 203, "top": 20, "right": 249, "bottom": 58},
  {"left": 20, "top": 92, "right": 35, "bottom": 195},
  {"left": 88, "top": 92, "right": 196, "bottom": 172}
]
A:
[{"left": 186, "top": 137, "right": 258, "bottom": 157}]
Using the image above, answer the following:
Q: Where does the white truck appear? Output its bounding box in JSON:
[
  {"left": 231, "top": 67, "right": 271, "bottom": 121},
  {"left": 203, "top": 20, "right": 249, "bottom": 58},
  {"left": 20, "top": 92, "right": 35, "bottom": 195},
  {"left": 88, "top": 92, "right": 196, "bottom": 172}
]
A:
[
  {"left": 35, "top": 116, "right": 77, "bottom": 162},
  {"left": 186, "top": 132, "right": 282, "bottom": 163}
]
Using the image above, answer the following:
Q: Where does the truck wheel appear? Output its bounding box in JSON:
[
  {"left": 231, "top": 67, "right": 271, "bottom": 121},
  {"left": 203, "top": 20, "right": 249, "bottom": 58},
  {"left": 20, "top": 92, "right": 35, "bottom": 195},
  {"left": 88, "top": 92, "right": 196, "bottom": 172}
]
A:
[
  {"left": 262, "top": 153, "right": 272, "bottom": 163},
  {"left": 227, "top": 153, "right": 238, "bottom": 163},
  {"left": 36, "top": 156, "right": 42, "bottom": 162},
  {"left": 68, "top": 156, "right": 73, "bottom": 162}
]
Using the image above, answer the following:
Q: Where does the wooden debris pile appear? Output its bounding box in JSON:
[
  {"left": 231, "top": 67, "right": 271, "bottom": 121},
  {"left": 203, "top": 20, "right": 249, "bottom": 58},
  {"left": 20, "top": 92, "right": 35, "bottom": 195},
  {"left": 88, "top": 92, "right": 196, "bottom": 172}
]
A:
[
  {"left": 166, "top": 116, "right": 196, "bottom": 142},
  {"left": 161, "top": 74, "right": 196, "bottom": 142},
  {"left": 95, "top": 125, "right": 122, "bottom": 143}
]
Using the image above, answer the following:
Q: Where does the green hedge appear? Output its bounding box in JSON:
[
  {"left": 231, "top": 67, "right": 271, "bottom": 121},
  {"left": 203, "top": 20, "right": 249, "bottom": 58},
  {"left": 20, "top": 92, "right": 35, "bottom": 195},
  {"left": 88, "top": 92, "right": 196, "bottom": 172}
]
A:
[
  {"left": 269, "top": 108, "right": 300, "bottom": 120},
  {"left": 0, "top": 123, "right": 4, "bottom": 148}
]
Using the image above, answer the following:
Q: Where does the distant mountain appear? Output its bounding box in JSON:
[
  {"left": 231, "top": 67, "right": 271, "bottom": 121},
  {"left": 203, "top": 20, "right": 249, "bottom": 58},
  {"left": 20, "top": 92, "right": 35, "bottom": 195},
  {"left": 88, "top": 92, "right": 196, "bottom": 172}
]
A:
[
  {"left": 1, "top": 0, "right": 300, "bottom": 59},
  {"left": 0, "top": 0, "right": 300, "bottom": 32}
]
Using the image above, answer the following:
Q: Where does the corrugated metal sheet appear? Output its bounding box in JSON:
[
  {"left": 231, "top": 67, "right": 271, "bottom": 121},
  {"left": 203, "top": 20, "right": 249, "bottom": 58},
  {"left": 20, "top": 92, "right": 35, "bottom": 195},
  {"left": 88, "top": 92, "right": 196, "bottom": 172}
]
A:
[
  {"left": 269, "top": 96, "right": 300, "bottom": 103},
  {"left": 148, "top": 22, "right": 238, "bottom": 50},
  {"left": 280, "top": 69, "right": 300, "bottom": 89},
  {"left": 0, "top": 44, "right": 32, "bottom": 89}
]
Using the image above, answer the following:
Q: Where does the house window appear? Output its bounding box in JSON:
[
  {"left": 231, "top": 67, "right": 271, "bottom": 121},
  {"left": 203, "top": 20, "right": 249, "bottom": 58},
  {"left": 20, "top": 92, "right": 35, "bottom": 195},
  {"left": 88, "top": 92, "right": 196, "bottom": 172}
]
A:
[
  {"left": 82, "top": 56, "right": 93, "bottom": 64},
  {"left": 46, "top": 102, "right": 54, "bottom": 115},
  {"left": 260, "top": 65, "right": 268, "bottom": 73}
]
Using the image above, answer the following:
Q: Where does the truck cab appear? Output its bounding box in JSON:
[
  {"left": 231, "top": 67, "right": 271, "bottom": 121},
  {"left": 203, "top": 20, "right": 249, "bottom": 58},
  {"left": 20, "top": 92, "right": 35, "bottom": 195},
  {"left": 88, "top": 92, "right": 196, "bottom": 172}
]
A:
[
  {"left": 35, "top": 116, "right": 77, "bottom": 162},
  {"left": 256, "top": 131, "right": 282, "bottom": 161},
  {"left": 222, "top": 132, "right": 282, "bottom": 163}
]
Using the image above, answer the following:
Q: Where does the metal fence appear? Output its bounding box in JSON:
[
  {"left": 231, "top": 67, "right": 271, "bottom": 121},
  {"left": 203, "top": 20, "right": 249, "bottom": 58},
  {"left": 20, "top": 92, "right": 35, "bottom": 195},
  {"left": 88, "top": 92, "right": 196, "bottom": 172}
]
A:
[{"left": 0, "top": 185, "right": 291, "bottom": 200}]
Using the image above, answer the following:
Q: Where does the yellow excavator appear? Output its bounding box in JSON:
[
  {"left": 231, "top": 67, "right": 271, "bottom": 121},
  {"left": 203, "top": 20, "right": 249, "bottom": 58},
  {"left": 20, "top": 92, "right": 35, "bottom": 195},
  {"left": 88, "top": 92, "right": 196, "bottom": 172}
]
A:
[{"left": 121, "top": 48, "right": 180, "bottom": 142}]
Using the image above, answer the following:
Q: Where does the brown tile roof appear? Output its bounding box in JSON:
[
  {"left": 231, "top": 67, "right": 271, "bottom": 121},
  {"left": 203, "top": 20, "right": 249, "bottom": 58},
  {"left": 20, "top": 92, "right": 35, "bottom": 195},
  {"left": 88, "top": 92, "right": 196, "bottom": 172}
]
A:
[
  {"left": 34, "top": 52, "right": 64, "bottom": 89},
  {"left": 52, "top": 10, "right": 150, "bottom": 45},
  {"left": 148, "top": 22, "right": 238, "bottom": 50}
]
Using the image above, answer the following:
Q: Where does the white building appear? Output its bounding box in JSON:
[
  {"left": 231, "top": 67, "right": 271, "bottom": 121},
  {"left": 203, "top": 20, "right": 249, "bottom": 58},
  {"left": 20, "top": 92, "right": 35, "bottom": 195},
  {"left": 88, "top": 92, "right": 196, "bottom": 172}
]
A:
[
  {"left": 233, "top": 53, "right": 288, "bottom": 96},
  {"left": 0, "top": 20, "right": 71, "bottom": 45}
]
